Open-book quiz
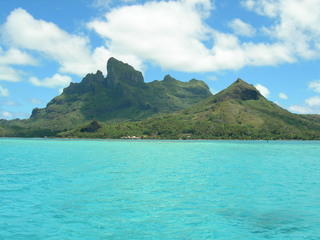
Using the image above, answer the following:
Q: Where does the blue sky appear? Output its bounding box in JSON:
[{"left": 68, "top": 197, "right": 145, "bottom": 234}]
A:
[{"left": 0, "top": 0, "right": 320, "bottom": 119}]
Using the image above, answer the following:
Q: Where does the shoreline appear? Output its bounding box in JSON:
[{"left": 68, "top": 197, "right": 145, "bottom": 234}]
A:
[{"left": 1, "top": 137, "right": 319, "bottom": 142}]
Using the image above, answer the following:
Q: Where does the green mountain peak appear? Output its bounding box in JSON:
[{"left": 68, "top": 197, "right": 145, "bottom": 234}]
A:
[
  {"left": 163, "top": 74, "right": 176, "bottom": 81},
  {"left": 212, "top": 78, "right": 263, "bottom": 103}
]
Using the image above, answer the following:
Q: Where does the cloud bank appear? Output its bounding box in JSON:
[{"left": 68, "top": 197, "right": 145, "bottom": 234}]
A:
[
  {"left": 1, "top": 8, "right": 111, "bottom": 77},
  {"left": 87, "top": 0, "right": 320, "bottom": 72},
  {"left": 1, "top": 0, "right": 320, "bottom": 89}
]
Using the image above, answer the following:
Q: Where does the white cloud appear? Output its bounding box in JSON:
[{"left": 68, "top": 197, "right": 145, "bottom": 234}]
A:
[
  {"left": 242, "top": 0, "right": 320, "bottom": 60},
  {"left": 242, "top": 42, "right": 294, "bottom": 66},
  {"left": 305, "top": 96, "right": 320, "bottom": 107},
  {"left": 255, "top": 83, "right": 270, "bottom": 97},
  {"left": 88, "top": 0, "right": 213, "bottom": 72},
  {"left": 289, "top": 105, "right": 313, "bottom": 114},
  {"left": 2, "top": 0, "right": 320, "bottom": 78},
  {"left": 0, "top": 85, "right": 9, "bottom": 97},
  {"left": 0, "top": 47, "right": 37, "bottom": 66},
  {"left": 0, "top": 47, "right": 36, "bottom": 82},
  {"left": 0, "top": 65, "right": 22, "bottom": 82},
  {"left": 87, "top": 0, "right": 297, "bottom": 72},
  {"left": 241, "top": 0, "right": 279, "bottom": 17},
  {"left": 228, "top": 18, "right": 256, "bottom": 37},
  {"left": 279, "top": 92, "right": 288, "bottom": 99},
  {"left": 2, "top": 8, "right": 112, "bottom": 76},
  {"left": 0, "top": 47, "right": 37, "bottom": 82},
  {"left": 309, "top": 80, "right": 320, "bottom": 93},
  {"left": 289, "top": 95, "right": 320, "bottom": 114},
  {"left": 29, "top": 74, "right": 72, "bottom": 88}
]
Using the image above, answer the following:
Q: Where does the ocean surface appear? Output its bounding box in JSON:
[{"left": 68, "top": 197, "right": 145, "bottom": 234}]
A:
[{"left": 0, "top": 139, "right": 319, "bottom": 240}]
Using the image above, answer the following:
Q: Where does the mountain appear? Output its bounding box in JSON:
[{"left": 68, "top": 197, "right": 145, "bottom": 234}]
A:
[
  {"left": 60, "top": 78, "right": 320, "bottom": 140},
  {"left": 0, "top": 57, "right": 212, "bottom": 137},
  {"left": 2, "top": 57, "right": 319, "bottom": 139}
]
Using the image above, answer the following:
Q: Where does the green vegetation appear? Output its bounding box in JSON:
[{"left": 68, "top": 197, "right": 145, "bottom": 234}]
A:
[
  {"left": 30, "top": 58, "right": 211, "bottom": 126},
  {"left": 58, "top": 79, "right": 320, "bottom": 140},
  {"left": 1, "top": 60, "right": 320, "bottom": 140},
  {"left": 0, "top": 58, "right": 211, "bottom": 137}
]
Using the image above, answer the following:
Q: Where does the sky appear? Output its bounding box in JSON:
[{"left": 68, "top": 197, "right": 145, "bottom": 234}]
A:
[{"left": 0, "top": 0, "right": 320, "bottom": 119}]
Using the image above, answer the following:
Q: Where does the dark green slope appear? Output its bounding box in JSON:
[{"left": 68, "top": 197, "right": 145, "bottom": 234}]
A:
[
  {"left": 61, "top": 78, "right": 320, "bottom": 139},
  {"left": 0, "top": 58, "right": 211, "bottom": 137}
]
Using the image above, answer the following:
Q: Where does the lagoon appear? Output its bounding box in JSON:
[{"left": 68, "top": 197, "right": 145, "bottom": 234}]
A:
[{"left": 0, "top": 139, "right": 319, "bottom": 239}]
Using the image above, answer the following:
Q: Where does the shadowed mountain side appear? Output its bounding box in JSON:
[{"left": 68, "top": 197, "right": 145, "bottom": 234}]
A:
[{"left": 60, "top": 79, "right": 320, "bottom": 140}]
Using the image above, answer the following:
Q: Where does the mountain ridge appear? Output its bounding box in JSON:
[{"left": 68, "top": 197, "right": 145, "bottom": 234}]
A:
[
  {"left": 1, "top": 57, "right": 319, "bottom": 139},
  {"left": 0, "top": 57, "right": 212, "bottom": 137},
  {"left": 59, "top": 77, "right": 320, "bottom": 140},
  {"left": 29, "top": 58, "right": 212, "bottom": 124}
]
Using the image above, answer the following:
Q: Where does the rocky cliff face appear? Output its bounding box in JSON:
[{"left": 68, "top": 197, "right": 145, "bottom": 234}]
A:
[{"left": 105, "top": 57, "right": 144, "bottom": 87}]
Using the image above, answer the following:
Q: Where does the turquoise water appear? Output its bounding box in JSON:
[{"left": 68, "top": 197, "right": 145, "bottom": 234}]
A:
[{"left": 0, "top": 139, "right": 319, "bottom": 240}]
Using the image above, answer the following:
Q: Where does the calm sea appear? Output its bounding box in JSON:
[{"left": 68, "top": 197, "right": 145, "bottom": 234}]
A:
[{"left": 0, "top": 139, "right": 319, "bottom": 240}]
